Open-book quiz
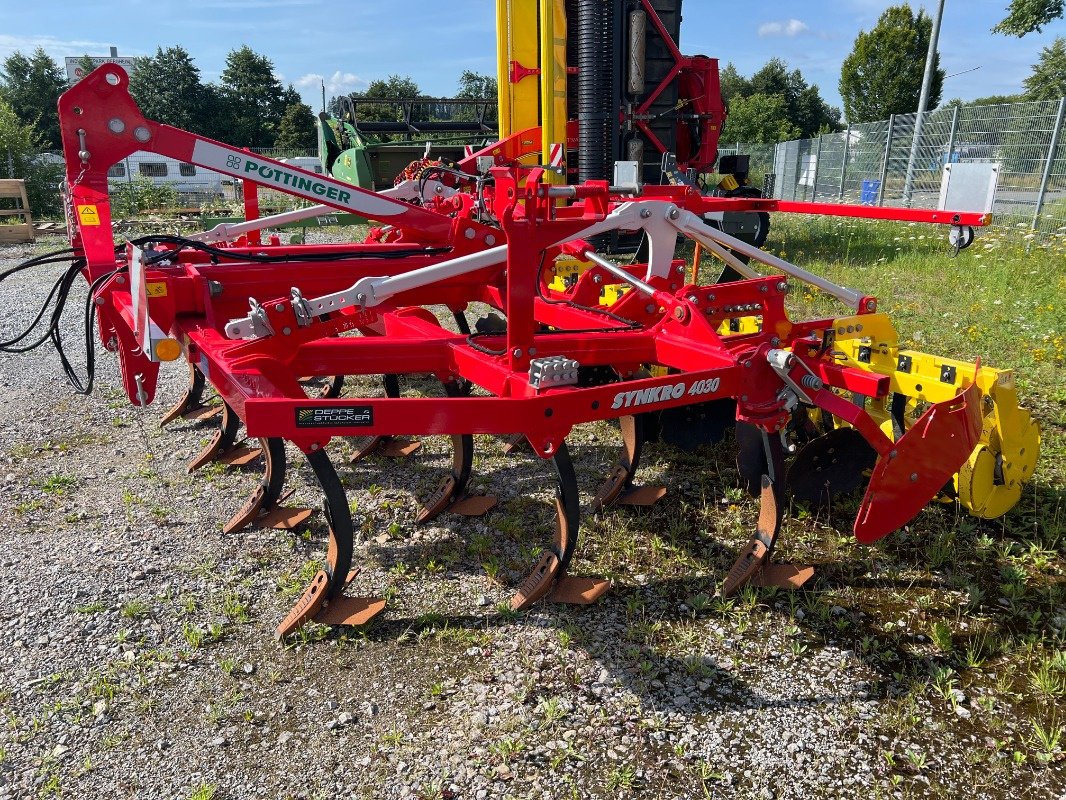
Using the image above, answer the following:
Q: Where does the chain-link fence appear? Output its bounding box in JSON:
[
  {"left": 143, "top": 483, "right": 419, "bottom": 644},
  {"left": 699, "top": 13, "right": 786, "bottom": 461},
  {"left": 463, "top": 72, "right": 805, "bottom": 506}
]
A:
[{"left": 769, "top": 97, "right": 1066, "bottom": 236}]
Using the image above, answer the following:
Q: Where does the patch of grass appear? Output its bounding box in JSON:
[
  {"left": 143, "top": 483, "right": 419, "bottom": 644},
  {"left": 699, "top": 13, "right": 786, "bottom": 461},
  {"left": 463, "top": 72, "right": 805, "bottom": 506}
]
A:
[
  {"left": 120, "top": 599, "right": 151, "bottom": 619},
  {"left": 37, "top": 474, "right": 77, "bottom": 495},
  {"left": 187, "top": 784, "right": 217, "bottom": 800}
]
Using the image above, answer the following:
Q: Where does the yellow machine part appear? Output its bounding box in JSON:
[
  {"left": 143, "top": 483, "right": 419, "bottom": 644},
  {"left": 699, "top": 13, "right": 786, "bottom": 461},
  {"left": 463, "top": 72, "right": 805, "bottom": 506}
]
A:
[
  {"left": 539, "top": 0, "right": 568, "bottom": 186},
  {"left": 497, "top": 0, "right": 540, "bottom": 137},
  {"left": 497, "top": 0, "right": 568, "bottom": 181},
  {"left": 826, "top": 313, "right": 1040, "bottom": 519}
]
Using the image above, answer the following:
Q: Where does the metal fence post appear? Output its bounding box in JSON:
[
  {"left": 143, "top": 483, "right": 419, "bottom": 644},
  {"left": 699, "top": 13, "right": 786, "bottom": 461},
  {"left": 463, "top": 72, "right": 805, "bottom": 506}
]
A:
[
  {"left": 945, "top": 104, "right": 960, "bottom": 167},
  {"left": 838, "top": 125, "right": 851, "bottom": 201},
  {"left": 811, "top": 135, "right": 823, "bottom": 202},
  {"left": 877, "top": 115, "right": 894, "bottom": 207},
  {"left": 1033, "top": 96, "right": 1066, "bottom": 229}
]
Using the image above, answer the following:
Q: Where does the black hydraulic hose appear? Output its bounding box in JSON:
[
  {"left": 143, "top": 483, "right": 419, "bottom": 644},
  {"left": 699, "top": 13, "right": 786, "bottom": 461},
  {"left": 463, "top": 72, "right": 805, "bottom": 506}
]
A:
[{"left": 577, "top": 0, "right": 613, "bottom": 184}]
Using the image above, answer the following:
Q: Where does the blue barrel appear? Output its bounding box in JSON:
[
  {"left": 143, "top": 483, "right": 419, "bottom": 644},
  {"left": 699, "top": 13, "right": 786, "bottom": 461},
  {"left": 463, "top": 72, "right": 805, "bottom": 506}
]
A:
[{"left": 860, "top": 179, "right": 881, "bottom": 204}]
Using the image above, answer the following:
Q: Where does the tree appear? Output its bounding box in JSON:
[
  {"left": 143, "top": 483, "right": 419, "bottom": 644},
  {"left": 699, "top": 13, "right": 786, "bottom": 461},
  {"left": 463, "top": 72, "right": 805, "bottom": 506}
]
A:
[
  {"left": 718, "top": 63, "right": 750, "bottom": 104},
  {"left": 994, "top": 0, "right": 1064, "bottom": 35},
  {"left": 720, "top": 94, "right": 801, "bottom": 144},
  {"left": 275, "top": 101, "right": 316, "bottom": 151},
  {"left": 748, "top": 58, "right": 841, "bottom": 137},
  {"left": 128, "top": 47, "right": 211, "bottom": 135},
  {"left": 718, "top": 60, "right": 839, "bottom": 139},
  {"left": 0, "top": 98, "right": 62, "bottom": 215},
  {"left": 337, "top": 75, "right": 423, "bottom": 132},
  {"left": 0, "top": 48, "right": 67, "bottom": 149},
  {"left": 839, "top": 5, "right": 944, "bottom": 123},
  {"left": 75, "top": 54, "right": 96, "bottom": 81},
  {"left": 455, "top": 70, "right": 497, "bottom": 100},
  {"left": 218, "top": 45, "right": 286, "bottom": 148},
  {"left": 1023, "top": 36, "right": 1066, "bottom": 99}
]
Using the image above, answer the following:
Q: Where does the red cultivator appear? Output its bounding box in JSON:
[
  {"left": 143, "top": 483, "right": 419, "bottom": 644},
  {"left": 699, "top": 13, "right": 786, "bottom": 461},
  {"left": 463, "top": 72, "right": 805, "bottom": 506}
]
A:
[{"left": 42, "top": 66, "right": 1036, "bottom": 639}]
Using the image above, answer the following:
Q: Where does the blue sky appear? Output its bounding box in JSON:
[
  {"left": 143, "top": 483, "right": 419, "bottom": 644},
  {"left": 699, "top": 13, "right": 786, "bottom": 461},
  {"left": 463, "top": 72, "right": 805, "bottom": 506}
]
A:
[{"left": 1, "top": 0, "right": 1062, "bottom": 118}]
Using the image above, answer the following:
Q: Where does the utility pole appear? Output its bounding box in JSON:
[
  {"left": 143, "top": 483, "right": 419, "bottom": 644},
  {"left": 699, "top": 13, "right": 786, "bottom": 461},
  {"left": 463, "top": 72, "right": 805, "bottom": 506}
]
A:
[{"left": 903, "top": 0, "right": 945, "bottom": 206}]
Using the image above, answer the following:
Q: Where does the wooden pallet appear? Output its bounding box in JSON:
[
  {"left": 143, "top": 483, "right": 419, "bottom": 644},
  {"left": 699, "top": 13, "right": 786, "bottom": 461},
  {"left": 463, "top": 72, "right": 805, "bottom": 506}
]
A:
[{"left": 0, "top": 180, "right": 34, "bottom": 244}]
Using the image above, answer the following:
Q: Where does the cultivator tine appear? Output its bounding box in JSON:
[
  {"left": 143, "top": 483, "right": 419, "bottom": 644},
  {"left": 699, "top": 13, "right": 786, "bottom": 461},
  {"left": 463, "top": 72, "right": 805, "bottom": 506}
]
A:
[
  {"left": 186, "top": 400, "right": 264, "bottom": 471},
  {"left": 722, "top": 430, "right": 813, "bottom": 595},
  {"left": 589, "top": 415, "right": 666, "bottom": 514},
  {"left": 414, "top": 382, "right": 496, "bottom": 521},
  {"left": 500, "top": 434, "right": 529, "bottom": 455},
  {"left": 160, "top": 362, "right": 219, "bottom": 426},
  {"left": 187, "top": 401, "right": 241, "bottom": 472},
  {"left": 349, "top": 374, "right": 422, "bottom": 463},
  {"left": 222, "top": 438, "right": 312, "bottom": 534},
  {"left": 854, "top": 381, "right": 984, "bottom": 544},
  {"left": 276, "top": 449, "right": 384, "bottom": 639},
  {"left": 510, "top": 442, "right": 610, "bottom": 610},
  {"left": 735, "top": 421, "right": 768, "bottom": 498},
  {"left": 318, "top": 375, "right": 345, "bottom": 399}
]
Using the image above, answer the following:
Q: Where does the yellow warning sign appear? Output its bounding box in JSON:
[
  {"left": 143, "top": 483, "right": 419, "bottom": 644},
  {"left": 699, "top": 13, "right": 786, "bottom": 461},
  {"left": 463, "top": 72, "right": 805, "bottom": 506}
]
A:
[
  {"left": 145, "top": 282, "right": 168, "bottom": 298},
  {"left": 77, "top": 205, "right": 100, "bottom": 226}
]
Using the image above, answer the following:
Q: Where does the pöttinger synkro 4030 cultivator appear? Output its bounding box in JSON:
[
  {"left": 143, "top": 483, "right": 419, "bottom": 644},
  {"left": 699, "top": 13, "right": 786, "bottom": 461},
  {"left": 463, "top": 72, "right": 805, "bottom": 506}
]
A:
[{"left": 38, "top": 66, "right": 1038, "bottom": 639}]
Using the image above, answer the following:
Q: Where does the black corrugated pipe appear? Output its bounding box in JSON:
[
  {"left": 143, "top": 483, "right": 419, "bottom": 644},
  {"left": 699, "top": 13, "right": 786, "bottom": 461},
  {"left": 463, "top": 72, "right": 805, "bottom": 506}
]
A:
[{"left": 577, "top": 0, "right": 613, "bottom": 183}]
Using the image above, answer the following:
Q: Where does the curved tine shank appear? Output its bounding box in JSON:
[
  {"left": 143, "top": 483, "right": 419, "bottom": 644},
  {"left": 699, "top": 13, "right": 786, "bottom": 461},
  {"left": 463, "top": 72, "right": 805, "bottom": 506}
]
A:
[
  {"left": 721, "top": 432, "right": 787, "bottom": 596},
  {"left": 160, "top": 361, "right": 207, "bottom": 427},
  {"left": 735, "top": 421, "right": 768, "bottom": 499},
  {"left": 318, "top": 375, "right": 345, "bottom": 399},
  {"left": 349, "top": 374, "right": 420, "bottom": 462},
  {"left": 415, "top": 435, "right": 473, "bottom": 524},
  {"left": 589, "top": 415, "right": 643, "bottom": 514},
  {"left": 187, "top": 401, "right": 240, "bottom": 473},
  {"left": 275, "top": 448, "right": 356, "bottom": 639},
  {"left": 222, "top": 437, "right": 287, "bottom": 534},
  {"left": 510, "top": 441, "right": 581, "bottom": 610}
]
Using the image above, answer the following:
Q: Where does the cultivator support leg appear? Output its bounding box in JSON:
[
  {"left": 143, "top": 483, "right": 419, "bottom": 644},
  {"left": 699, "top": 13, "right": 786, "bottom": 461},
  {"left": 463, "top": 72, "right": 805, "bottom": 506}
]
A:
[
  {"left": 276, "top": 449, "right": 384, "bottom": 639},
  {"left": 187, "top": 401, "right": 263, "bottom": 470},
  {"left": 222, "top": 438, "right": 313, "bottom": 534},
  {"left": 160, "top": 362, "right": 220, "bottom": 426},
  {"left": 415, "top": 433, "right": 498, "bottom": 522},
  {"left": 589, "top": 415, "right": 666, "bottom": 513},
  {"left": 510, "top": 442, "right": 610, "bottom": 611},
  {"left": 723, "top": 431, "right": 814, "bottom": 596},
  {"left": 349, "top": 376, "right": 421, "bottom": 463}
]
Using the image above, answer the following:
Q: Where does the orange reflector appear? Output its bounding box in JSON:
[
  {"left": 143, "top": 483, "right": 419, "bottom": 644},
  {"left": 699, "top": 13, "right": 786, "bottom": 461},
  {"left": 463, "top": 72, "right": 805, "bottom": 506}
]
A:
[{"left": 154, "top": 338, "right": 182, "bottom": 362}]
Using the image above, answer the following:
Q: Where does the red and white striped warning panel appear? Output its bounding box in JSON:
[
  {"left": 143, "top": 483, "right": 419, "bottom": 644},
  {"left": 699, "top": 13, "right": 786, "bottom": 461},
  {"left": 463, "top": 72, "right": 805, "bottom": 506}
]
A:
[
  {"left": 463, "top": 145, "right": 475, "bottom": 158},
  {"left": 549, "top": 143, "right": 565, "bottom": 168}
]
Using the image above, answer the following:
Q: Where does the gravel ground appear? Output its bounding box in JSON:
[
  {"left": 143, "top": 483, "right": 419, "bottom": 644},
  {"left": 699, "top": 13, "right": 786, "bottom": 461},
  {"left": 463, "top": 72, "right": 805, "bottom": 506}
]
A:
[{"left": 0, "top": 235, "right": 1062, "bottom": 799}]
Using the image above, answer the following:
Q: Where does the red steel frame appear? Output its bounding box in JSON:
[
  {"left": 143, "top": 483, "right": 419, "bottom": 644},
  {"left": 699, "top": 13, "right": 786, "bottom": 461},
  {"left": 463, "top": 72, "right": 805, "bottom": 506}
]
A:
[{"left": 59, "top": 65, "right": 988, "bottom": 548}]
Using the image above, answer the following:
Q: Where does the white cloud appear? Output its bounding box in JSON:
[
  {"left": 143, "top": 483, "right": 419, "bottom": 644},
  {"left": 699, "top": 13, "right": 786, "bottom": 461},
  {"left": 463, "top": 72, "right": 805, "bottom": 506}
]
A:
[
  {"left": 0, "top": 34, "right": 137, "bottom": 61},
  {"left": 294, "top": 71, "right": 367, "bottom": 97},
  {"left": 757, "top": 19, "right": 810, "bottom": 37}
]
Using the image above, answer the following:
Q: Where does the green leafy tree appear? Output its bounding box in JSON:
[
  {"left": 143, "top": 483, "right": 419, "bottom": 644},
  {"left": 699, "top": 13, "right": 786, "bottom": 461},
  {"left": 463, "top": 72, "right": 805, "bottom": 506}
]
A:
[
  {"left": 720, "top": 93, "right": 801, "bottom": 143},
  {"left": 0, "top": 48, "right": 67, "bottom": 149},
  {"left": 718, "top": 60, "right": 839, "bottom": 139},
  {"left": 275, "top": 101, "right": 316, "bottom": 151},
  {"left": 456, "top": 70, "right": 497, "bottom": 100},
  {"left": 128, "top": 46, "right": 212, "bottom": 135},
  {"left": 839, "top": 5, "right": 944, "bottom": 123},
  {"left": 1023, "top": 36, "right": 1066, "bottom": 99},
  {"left": 75, "top": 54, "right": 96, "bottom": 81},
  {"left": 718, "top": 63, "right": 751, "bottom": 104},
  {"left": 0, "top": 98, "right": 62, "bottom": 215},
  {"left": 994, "top": 0, "right": 1064, "bottom": 35},
  {"left": 218, "top": 45, "right": 286, "bottom": 147},
  {"left": 748, "top": 58, "right": 842, "bottom": 136}
]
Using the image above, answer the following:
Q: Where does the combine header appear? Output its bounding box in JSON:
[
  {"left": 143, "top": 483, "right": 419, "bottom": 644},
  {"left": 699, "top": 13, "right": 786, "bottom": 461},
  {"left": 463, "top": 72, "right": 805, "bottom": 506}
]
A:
[{"left": 19, "top": 62, "right": 1037, "bottom": 640}]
